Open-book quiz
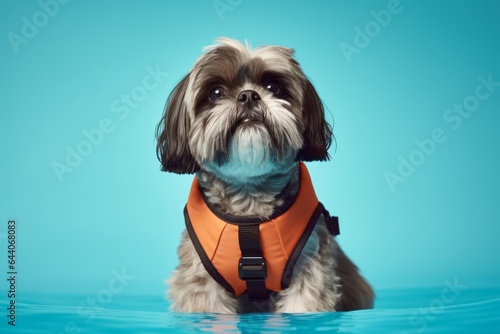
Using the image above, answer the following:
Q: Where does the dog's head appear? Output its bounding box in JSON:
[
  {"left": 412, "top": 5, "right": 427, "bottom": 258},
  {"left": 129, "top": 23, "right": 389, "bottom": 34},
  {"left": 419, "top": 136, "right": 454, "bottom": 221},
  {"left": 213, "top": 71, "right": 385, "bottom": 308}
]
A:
[{"left": 156, "top": 38, "right": 332, "bottom": 180}]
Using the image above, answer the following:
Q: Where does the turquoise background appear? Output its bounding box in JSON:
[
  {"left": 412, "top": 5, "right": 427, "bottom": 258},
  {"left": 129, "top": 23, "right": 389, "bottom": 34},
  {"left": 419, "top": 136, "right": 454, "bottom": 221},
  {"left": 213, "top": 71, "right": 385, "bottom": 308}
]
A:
[{"left": 1, "top": 0, "right": 500, "bottom": 301}]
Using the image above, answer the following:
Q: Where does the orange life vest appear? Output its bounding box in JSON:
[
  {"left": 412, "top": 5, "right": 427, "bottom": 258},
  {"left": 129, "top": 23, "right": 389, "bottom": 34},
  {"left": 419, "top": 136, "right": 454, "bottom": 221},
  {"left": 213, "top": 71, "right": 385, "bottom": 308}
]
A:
[{"left": 183, "top": 162, "right": 339, "bottom": 299}]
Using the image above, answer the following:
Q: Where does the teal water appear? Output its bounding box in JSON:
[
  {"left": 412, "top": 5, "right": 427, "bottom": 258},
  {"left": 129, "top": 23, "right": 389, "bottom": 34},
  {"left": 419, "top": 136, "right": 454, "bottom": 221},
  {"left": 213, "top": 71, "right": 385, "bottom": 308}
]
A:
[{"left": 2, "top": 288, "right": 499, "bottom": 333}]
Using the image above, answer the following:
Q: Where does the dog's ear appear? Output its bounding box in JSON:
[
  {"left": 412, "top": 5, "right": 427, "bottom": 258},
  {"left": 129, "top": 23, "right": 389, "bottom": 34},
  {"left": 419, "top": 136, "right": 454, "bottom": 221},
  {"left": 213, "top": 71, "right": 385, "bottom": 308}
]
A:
[
  {"left": 296, "top": 78, "right": 333, "bottom": 162},
  {"left": 156, "top": 75, "right": 200, "bottom": 174}
]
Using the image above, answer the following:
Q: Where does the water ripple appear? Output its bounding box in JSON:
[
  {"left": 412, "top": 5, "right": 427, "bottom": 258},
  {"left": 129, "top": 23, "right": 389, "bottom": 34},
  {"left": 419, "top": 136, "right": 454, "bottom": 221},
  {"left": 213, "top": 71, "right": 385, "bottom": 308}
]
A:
[{"left": 1, "top": 289, "right": 499, "bottom": 333}]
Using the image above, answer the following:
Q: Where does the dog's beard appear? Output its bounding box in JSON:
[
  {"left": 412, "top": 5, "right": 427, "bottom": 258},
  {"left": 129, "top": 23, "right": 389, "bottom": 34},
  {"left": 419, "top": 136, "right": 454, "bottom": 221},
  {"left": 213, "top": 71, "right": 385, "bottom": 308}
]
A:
[{"left": 189, "top": 96, "right": 303, "bottom": 179}]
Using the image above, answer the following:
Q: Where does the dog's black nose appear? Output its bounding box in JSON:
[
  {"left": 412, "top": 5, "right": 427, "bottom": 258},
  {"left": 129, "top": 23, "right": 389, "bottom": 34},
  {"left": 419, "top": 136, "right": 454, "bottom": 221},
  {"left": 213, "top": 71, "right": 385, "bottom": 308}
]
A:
[{"left": 238, "top": 90, "right": 261, "bottom": 106}]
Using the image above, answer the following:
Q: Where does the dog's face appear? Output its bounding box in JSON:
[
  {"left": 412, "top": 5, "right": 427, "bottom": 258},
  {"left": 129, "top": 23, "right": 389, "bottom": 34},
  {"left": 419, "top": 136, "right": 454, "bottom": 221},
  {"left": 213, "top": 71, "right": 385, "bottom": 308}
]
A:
[{"left": 156, "top": 38, "right": 332, "bottom": 180}]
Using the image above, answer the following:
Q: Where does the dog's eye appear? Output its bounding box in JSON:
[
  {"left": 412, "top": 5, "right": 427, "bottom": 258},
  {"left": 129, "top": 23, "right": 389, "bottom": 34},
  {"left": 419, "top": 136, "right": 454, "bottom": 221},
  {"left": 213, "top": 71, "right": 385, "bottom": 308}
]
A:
[
  {"left": 209, "top": 86, "right": 226, "bottom": 101},
  {"left": 265, "top": 81, "right": 281, "bottom": 95}
]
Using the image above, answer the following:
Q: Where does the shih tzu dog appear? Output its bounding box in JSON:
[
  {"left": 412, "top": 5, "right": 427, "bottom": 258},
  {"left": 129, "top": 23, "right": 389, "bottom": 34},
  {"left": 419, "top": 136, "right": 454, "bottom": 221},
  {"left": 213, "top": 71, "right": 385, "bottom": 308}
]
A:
[{"left": 156, "top": 38, "right": 374, "bottom": 313}]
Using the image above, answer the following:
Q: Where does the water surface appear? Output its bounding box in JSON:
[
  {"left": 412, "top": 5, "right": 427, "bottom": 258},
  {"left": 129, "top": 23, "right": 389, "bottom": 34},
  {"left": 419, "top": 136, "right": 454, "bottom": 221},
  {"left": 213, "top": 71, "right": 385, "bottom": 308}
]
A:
[{"left": 2, "top": 288, "right": 499, "bottom": 333}]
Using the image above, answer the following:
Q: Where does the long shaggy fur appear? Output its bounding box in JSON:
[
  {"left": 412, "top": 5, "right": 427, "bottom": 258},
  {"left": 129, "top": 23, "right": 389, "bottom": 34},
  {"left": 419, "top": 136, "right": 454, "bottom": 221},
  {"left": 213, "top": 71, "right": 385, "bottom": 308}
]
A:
[{"left": 158, "top": 38, "right": 374, "bottom": 313}]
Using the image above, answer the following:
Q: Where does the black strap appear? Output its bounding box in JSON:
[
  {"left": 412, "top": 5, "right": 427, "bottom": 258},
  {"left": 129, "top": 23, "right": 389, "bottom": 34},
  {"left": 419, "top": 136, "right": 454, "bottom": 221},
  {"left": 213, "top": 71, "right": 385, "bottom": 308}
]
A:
[
  {"left": 321, "top": 204, "right": 340, "bottom": 236},
  {"left": 238, "top": 224, "right": 263, "bottom": 257},
  {"left": 238, "top": 224, "right": 269, "bottom": 301}
]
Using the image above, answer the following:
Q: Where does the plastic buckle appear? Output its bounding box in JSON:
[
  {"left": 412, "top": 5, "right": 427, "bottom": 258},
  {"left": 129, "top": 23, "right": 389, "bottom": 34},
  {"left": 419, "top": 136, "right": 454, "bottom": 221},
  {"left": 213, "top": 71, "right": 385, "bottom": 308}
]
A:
[{"left": 238, "top": 257, "right": 267, "bottom": 280}]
